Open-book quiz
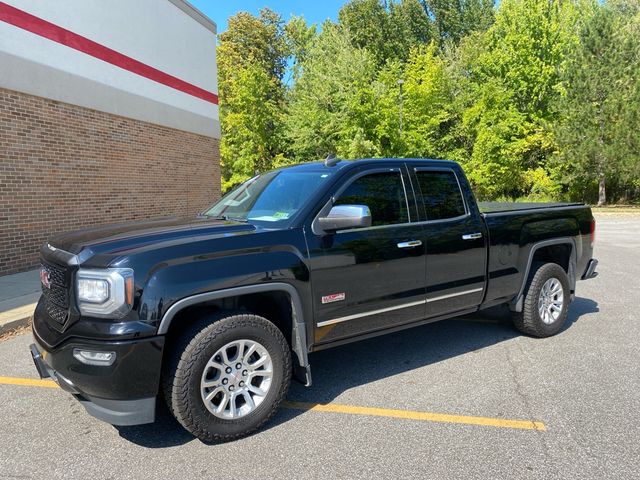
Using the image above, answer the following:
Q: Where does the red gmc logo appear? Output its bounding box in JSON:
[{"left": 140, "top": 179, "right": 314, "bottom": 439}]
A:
[{"left": 40, "top": 267, "right": 51, "bottom": 289}]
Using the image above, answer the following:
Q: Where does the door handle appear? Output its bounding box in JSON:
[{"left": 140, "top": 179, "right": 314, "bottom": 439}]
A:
[
  {"left": 397, "top": 240, "right": 422, "bottom": 249},
  {"left": 462, "top": 232, "right": 483, "bottom": 240}
]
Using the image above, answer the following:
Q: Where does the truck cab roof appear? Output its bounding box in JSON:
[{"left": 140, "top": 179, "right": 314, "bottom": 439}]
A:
[{"left": 282, "top": 158, "right": 461, "bottom": 173}]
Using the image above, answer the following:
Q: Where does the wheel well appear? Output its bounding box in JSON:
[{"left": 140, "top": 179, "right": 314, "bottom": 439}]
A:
[
  {"left": 531, "top": 243, "right": 572, "bottom": 273},
  {"left": 164, "top": 291, "right": 294, "bottom": 351},
  {"left": 511, "top": 241, "right": 574, "bottom": 313}
]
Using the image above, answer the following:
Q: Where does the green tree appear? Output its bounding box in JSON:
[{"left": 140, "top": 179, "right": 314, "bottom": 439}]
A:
[
  {"left": 459, "top": 0, "right": 579, "bottom": 199},
  {"left": 219, "top": 65, "right": 287, "bottom": 188},
  {"left": 338, "top": 0, "right": 436, "bottom": 64},
  {"left": 284, "top": 16, "right": 317, "bottom": 82},
  {"left": 424, "top": 0, "right": 495, "bottom": 44},
  {"left": 216, "top": 0, "right": 640, "bottom": 204},
  {"left": 285, "top": 23, "right": 378, "bottom": 161},
  {"left": 553, "top": 1, "right": 640, "bottom": 204},
  {"left": 371, "top": 44, "right": 456, "bottom": 158},
  {"left": 217, "top": 9, "right": 289, "bottom": 190}
]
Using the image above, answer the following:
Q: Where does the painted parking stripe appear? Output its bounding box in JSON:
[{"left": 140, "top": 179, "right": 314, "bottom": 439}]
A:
[
  {"left": 283, "top": 401, "right": 546, "bottom": 431},
  {"left": 0, "top": 376, "right": 58, "bottom": 388},
  {"left": 0, "top": 375, "right": 546, "bottom": 432}
]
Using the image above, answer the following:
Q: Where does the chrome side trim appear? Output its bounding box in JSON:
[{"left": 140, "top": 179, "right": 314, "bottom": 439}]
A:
[
  {"left": 398, "top": 170, "right": 412, "bottom": 223},
  {"left": 336, "top": 221, "right": 415, "bottom": 234},
  {"left": 426, "top": 287, "right": 483, "bottom": 303},
  {"left": 317, "top": 299, "right": 426, "bottom": 327}
]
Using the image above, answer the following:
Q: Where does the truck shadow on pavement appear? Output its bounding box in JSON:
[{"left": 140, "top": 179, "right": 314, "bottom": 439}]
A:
[{"left": 115, "top": 297, "right": 598, "bottom": 448}]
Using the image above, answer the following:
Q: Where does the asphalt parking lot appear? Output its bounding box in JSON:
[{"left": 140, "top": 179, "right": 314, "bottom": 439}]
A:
[{"left": 0, "top": 215, "right": 638, "bottom": 479}]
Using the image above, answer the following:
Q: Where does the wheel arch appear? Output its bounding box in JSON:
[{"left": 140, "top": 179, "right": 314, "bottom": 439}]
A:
[
  {"left": 158, "top": 283, "right": 311, "bottom": 386},
  {"left": 511, "top": 237, "right": 577, "bottom": 313}
]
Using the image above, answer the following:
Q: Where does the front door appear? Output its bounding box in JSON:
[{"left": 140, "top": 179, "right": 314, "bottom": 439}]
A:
[{"left": 307, "top": 166, "right": 427, "bottom": 345}]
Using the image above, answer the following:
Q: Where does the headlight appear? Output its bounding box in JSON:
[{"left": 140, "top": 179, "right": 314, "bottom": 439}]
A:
[{"left": 76, "top": 268, "right": 134, "bottom": 318}]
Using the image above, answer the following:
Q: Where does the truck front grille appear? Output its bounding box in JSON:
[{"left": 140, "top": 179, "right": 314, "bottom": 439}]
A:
[{"left": 41, "top": 263, "right": 69, "bottom": 328}]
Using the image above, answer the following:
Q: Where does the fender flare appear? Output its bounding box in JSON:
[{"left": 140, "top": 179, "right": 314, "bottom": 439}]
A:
[
  {"left": 157, "top": 283, "right": 311, "bottom": 386},
  {"left": 510, "top": 237, "right": 577, "bottom": 312}
]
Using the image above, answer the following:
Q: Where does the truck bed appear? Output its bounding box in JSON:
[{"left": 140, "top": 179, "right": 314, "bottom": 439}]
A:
[{"left": 479, "top": 201, "right": 584, "bottom": 214}]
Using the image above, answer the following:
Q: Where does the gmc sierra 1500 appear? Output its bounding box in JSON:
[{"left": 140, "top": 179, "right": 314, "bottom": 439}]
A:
[{"left": 30, "top": 158, "right": 597, "bottom": 441}]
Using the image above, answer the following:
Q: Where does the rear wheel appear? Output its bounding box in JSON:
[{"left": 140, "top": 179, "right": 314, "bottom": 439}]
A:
[
  {"left": 163, "top": 312, "right": 291, "bottom": 442},
  {"left": 512, "top": 262, "right": 570, "bottom": 338}
]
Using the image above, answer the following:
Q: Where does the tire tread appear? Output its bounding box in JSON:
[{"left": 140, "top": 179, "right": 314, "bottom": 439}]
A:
[
  {"left": 162, "top": 312, "right": 291, "bottom": 442},
  {"left": 512, "top": 262, "right": 569, "bottom": 338}
]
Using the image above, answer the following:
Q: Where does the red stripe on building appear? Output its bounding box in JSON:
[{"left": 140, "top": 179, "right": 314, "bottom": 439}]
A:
[{"left": 0, "top": 2, "right": 219, "bottom": 105}]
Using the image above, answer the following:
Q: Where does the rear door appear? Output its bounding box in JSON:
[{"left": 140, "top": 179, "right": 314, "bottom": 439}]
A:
[
  {"left": 409, "top": 165, "right": 487, "bottom": 317},
  {"left": 307, "top": 165, "right": 427, "bottom": 345}
]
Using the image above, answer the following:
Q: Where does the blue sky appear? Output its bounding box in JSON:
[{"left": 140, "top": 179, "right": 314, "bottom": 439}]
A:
[{"left": 190, "top": 0, "right": 345, "bottom": 33}]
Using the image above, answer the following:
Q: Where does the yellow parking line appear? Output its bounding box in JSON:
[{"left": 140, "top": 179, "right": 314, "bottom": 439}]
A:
[
  {"left": 282, "top": 401, "right": 546, "bottom": 431},
  {"left": 0, "top": 376, "right": 546, "bottom": 431},
  {"left": 0, "top": 376, "right": 58, "bottom": 389}
]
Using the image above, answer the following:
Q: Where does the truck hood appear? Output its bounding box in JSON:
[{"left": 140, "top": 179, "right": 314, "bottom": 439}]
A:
[{"left": 48, "top": 216, "right": 257, "bottom": 257}]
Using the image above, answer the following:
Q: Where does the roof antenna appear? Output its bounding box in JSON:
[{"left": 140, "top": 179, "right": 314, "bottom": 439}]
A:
[{"left": 324, "top": 153, "right": 340, "bottom": 167}]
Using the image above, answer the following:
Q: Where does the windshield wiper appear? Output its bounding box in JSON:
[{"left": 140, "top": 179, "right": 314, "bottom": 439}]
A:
[{"left": 199, "top": 213, "right": 248, "bottom": 223}]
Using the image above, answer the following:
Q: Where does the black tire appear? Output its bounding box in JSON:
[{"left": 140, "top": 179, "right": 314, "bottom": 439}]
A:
[
  {"left": 162, "top": 312, "right": 291, "bottom": 442},
  {"left": 512, "top": 262, "right": 570, "bottom": 338}
]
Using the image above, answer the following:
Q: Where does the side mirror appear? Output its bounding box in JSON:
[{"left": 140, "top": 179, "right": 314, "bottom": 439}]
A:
[{"left": 316, "top": 205, "right": 372, "bottom": 233}]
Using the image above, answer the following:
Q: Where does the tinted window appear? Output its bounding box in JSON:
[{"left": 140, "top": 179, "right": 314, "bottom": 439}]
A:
[
  {"left": 416, "top": 170, "right": 466, "bottom": 220},
  {"left": 335, "top": 172, "right": 408, "bottom": 226}
]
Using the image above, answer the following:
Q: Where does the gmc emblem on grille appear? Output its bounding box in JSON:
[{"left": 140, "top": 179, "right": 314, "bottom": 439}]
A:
[{"left": 40, "top": 267, "right": 52, "bottom": 289}]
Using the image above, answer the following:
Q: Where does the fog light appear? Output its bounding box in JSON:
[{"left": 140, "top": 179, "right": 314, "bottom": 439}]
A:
[{"left": 73, "top": 349, "right": 116, "bottom": 366}]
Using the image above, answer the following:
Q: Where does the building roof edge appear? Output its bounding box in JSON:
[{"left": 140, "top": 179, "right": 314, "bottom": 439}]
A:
[{"left": 167, "top": 0, "right": 217, "bottom": 35}]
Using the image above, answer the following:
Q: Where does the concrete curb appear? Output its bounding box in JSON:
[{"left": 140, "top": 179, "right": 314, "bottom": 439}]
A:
[{"left": 0, "top": 303, "right": 36, "bottom": 336}]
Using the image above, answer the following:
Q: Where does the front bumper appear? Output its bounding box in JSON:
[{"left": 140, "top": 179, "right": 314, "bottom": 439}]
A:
[
  {"left": 30, "top": 330, "right": 164, "bottom": 426},
  {"left": 582, "top": 258, "right": 598, "bottom": 280}
]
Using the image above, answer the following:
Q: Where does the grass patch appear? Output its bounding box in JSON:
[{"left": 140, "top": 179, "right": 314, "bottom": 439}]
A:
[{"left": 591, "top": 205, "right": 640, "bottom": 215}]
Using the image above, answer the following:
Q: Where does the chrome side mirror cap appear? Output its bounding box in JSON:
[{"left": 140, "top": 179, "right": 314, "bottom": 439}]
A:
[{"left": 316, "top": 205, "right": 372, "bottom": 232}]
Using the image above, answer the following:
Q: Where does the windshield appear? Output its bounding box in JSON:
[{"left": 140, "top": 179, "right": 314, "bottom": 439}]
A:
[{"left": 203, "top": 169, "right": 334, "bottom": 225}]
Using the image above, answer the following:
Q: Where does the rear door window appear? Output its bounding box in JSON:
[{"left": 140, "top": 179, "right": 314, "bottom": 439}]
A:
[{"left": 415, "top": 170, "right": 466, "bottom": 220}]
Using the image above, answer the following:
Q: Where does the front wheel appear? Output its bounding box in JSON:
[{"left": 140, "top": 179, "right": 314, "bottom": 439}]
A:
[
  {"left": 162, "top": 312, "right": 291, "bottom": 442},
  {"left": 512, "top": 262, "right": 571, "bottom": 338}
]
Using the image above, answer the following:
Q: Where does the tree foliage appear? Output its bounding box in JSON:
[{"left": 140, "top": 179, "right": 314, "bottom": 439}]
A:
[
  {"left": 217, "top": 0, "right": 640, "bottom": 204},
  {"left": 338, "top": 0, "right": 436, "bottom": 64},
  {"left": 217, "top": 9, "right": 288, "bottom": 190},
  {"left": 286, "top": 23, "right": 378, "bottom": 161},
  {"left": 459, "top": 0, "right": 579, "bottom": 199},
  {"left": 552, "top": 0, "right": 640, "bottom": 204},
  {"left": 424, "top": 0, "right": 495, "bottom": 44}
]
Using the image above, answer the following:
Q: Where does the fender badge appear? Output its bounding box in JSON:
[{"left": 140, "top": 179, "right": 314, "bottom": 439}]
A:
[{"left": 322, "top": 293, "right": 345, "bottom": 304}]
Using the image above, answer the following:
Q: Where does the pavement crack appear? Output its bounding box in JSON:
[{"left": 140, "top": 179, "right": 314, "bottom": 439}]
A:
[{"left": 504, "top": 341, "right": 560, "bottom": 476}]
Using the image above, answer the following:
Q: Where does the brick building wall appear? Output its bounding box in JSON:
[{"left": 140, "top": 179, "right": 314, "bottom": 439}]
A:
[{"left": 0, "top": 87, "right": 221, "bottom": 275}]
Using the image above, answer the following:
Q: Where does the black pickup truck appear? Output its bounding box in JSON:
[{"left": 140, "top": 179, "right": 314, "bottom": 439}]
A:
[{"left": 30, "top": 158, "right": 598, "bottom": 441}]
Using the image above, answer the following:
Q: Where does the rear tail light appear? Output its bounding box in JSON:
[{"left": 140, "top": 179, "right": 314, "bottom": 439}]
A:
[{"left": 590, "top": 218, "right": 596, "bottom": 247}]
